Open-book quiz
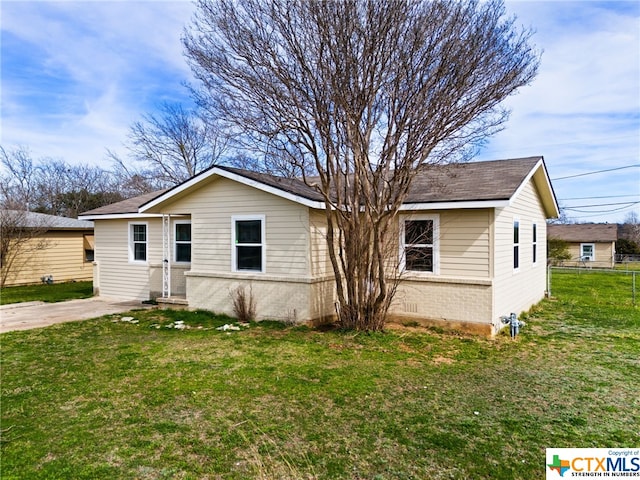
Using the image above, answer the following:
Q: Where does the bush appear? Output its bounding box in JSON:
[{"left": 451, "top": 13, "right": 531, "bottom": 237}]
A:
[
  {"left": 616, "top": 238, "right": 640, "bottom": 255},
  {"left": 231, "top": 285, "right": 256, "bottom": 323},
  {"left": 548, "top": 238, "right": 571, "bottom": 265}
]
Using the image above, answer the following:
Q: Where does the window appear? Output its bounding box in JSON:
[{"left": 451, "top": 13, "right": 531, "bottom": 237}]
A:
[
  {"left": 580, "top": 243, "right": 595, "bottom": 262},
  {"left": 400, "top": 215, "right": 439, "bottom": 273},
  {"left": 513, "top": 219, "right": 520, "bottom": 270},
  {"left": 532, "top": 223, "right": 537, "bottom": 265},
  {"left": 175, "top": 222, "right": 191, "bottom": 263},
  {"left": 232, "top": 216, "right": 265, "bottom": 272},
  {"left": 129, "top": 223, "right": 147, "bottom": 262},
  {"left": 83, "top": 234, "right": 95, "bottom": 263}
]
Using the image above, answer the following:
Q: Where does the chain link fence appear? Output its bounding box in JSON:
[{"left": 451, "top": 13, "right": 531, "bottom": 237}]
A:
[{"left": 548, "top": 266, "right": 638, "bottom": 307}]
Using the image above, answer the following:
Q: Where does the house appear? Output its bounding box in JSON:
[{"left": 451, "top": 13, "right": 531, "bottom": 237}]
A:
[
  {"left": 80, "top": 156, "right": 559, "bottom": 335},
  {"left": 547, "top": 223, "right": 617, "bottom": 268},
  {"left": 1, "top": 211, "right": 94, "bottom": 287}
]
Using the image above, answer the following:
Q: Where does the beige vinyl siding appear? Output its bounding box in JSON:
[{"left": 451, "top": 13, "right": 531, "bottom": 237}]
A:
[
  {"left": 159, "top": 177, "right": 311, "bottom": 277},
  {"left": 309, "top": 210, "right": 334, "bottom": 278},
  {"left": 386, "top": 209, "right": 492, "bottom": 328},
  {"left": 563, "top": 242, "right": 615, "bottom": 268},
  {"left": 439, "top": 209, "right": 491, "bottom": 278},
  {"left": 3, "top": 230, "right": 93, "bottom": 286},
  {"left": 93, "top": 219, "right": 161, "bottom": 301},
  {"left": 493, "top": 180, "right": 548, "bottom": 323}
]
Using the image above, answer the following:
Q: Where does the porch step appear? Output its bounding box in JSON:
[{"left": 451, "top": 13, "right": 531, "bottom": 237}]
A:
[{"left": 156, "top": 296, "right": 189, "bottom": 306}]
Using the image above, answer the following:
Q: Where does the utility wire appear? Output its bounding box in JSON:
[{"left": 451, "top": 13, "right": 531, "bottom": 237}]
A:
[
  {"left": 552, "top": 164, "right": 640, "bottom": 180},
  {"left": 564, "top": 201, "right": 640, "bottom": 214},
  {"left": 559, "top": 194, "right": 640, "bottom": 200},
  {"left": 562, "top": 201, "right": 640, "bottom": 208}
]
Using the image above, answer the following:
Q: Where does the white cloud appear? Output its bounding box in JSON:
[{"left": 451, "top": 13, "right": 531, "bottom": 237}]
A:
[
  {"left": 478, "top": 1, "right": 640, "bottom": 222},
  {"left": 2, "top": 0, "right": 638, "bottom": 223},
  {"left": 1, "top": 1, "right": 196, "bottom": 165}
]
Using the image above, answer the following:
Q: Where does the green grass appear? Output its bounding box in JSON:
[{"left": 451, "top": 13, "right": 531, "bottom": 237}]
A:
[
  {"left": 1, "top": 272, "right": 639, "bottom": 479},
  {"left": 0, "top": 281, "right": 93, "bottom": 305},
  {"left": 615, "top": 261, "right": 640, "bottom": 271}
]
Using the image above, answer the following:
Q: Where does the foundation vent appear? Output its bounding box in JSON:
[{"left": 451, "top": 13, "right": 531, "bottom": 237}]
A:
[{"left": 404, "top": 302, "right": 418, "bottom": 313}]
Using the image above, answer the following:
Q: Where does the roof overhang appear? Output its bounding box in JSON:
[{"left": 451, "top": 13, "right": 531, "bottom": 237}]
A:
[
  {"left": 399, "top": 199, "right": 510, "bottom": 211},
  {"left": 509, "top": 158, "right": 560, "bottom": 218},
  {"left": 79, "top": 213, "right": 164, "bottom": 221}
]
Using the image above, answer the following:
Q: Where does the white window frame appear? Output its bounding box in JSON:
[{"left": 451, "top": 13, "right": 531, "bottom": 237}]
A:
[
  {"left": 128, "top": 221, "right": 148, "bottom": 264},
  {"left": 580, "top": 243, "right": 595, "bottom": 262},
  {"left": 174, "top": 220, "right": 192, "bottom": 264},
  {"left": 231, "top": 215, "right": 266, "bottom": 273},
  {"left": 399, "top": 214, "right": 440, "bottom": 275},
  {"left": 532, "top": 222, "right": 538, "bottom": 266},
  {"left": 513, "top": 217, "right": 520, "bottom": 272}
]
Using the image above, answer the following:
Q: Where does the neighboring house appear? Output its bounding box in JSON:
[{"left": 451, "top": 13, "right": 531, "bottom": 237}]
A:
[
  {"left": 1, "top": 211, "right": 94, "bottom": 286},
  {"left": 547, "top": 223, "right": 617, "bottom": 268},
  {"left": 80, "top": 156, "right": 558, "bottom": 335}
]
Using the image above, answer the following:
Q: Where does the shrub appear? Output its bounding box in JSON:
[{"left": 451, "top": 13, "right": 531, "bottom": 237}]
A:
[
  {"left": 548, "top": 237, "right": 571, "bottom": 265},
  {"left": 231, "top": 285, "right": 256, "bottom": 323}
]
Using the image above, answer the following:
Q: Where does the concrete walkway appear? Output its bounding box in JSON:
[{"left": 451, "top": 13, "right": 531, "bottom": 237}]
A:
[{"left": 0, "top": 297, "right": 152, "bottom": 333}]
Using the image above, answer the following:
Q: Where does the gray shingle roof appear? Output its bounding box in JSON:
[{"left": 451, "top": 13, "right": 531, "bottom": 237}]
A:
[
  {"left": 80, "top": 190, "right": 167, "bottom": 216},
  {"left": 220, "top": 156, "right": 543, "bottom": 204},
  {"left": 81, "top": 157, "right": 548, "bottom": 216},
  {"left": 2, "top": 210, "right": 94, "bottom": 229},
  {"left": 547, "top": 223, "right": 618, "bottom": 243},
  {"left": 406, "top": 157, "right": 542, "bottom": 203}
]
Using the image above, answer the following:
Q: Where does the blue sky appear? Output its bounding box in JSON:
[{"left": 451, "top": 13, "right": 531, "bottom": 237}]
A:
[{"left": 1, "top": 0, "right": 639, "bottom": 223}]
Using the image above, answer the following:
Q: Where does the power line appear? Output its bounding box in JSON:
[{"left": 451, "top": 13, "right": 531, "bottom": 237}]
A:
[
  {"left": 559, "top": 194, "right": 640, "bottom": 200},
  {"left": 552, "top": 164, "right": 640, "bottom": 181},
  {"left": 563, "top": 201, "right": 640, "bottom": 208},
  {"left": 564, "top": 201, "right": 640, "bottom": 214}
]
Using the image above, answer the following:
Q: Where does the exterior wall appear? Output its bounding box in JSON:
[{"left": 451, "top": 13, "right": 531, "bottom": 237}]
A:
[
  {"left": 438, "top": 209, "right": 491, "bottom": 278},
  {"left": 388, "top": 208, "right": 493, "bottom": 332},
  {"left": 93, "top": 218, "right": 162, "bottom": 301},
  {"left": 391, "top": 277, "right": 493, "bottom": 334},
  {"left": 309, "top": 210, "right": 334, "bottom": 278},
  {"left": 492, "top": 180, "right": 548, "bottom": 332},
  {"left": 186, "top": 272, "right": 312, "bottom": 321},
  {"left": 563, "top": 242, "right": 615, "bottom": 268},
  {"left": 159, "top": 177, "right": 311, "bottom": 277},
  {"left": 158, "top": 177, "right": 313, "bottom": 319},
  {"left": 3, "top": 230, "right": 93, "bottom": 286}
]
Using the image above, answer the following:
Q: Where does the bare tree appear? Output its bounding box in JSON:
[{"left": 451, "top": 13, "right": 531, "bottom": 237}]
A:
[
  {"left": 624, "top": 211, "right": 640, "bottom": 246},
  {"left": 0, "top": 210, "right": 51, "bottom": 287},
  {"left": 1, "top": 146, "right": 122, "bottom": 217},
  {"left": 184, "top": 0, "right": 539, "bottom": 330},
  {"left": 226, "top": 152, "right": 316, "bottom": 179},
  {"left": 0, "top": 146, "right": 38, "bottom": 210},
  {"left": 111, "top": 102, "right": 228, "bottom": 188}
]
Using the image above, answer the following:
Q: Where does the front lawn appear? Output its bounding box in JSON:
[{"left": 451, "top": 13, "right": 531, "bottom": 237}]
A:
[
  {"left": 0, "top": 281, "right": 93, "bottom": 305},
  {"left": 1, "top": 273, "right": 638, "bottom": 479}
]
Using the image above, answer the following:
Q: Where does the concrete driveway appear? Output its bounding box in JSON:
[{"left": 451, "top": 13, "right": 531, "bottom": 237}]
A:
[{"left": 0, "top": 297, "right": 152, "bottom": 333}]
